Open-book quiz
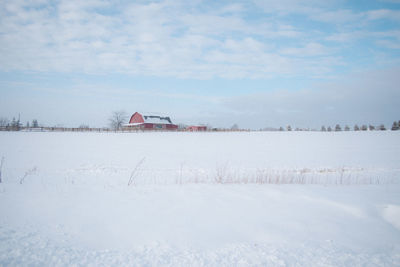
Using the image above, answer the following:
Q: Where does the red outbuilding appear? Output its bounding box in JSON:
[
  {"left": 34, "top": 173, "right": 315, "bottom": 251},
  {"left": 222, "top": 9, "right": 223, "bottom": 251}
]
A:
[
  {"left": 187, "top": 125, "right": 207, "bottom": 131},
  {"left": 124, "top": 112, "right": 178, "bottom": 130}
]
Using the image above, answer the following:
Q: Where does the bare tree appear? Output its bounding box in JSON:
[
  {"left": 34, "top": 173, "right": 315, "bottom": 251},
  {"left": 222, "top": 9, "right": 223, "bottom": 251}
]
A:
[
  {"left": 0, "top": 117, "right": 9, "bottom": 127},
  {"left": 391, "top": 121, "right": 399, "bottom": 131},
  {"left": 109, "top": 110, "right": 128, "bottom": 131},
  {"left": 0, "top": 157, "right": 4, "bottom": 183},
  {"left": 32, "top": 119, "right": 39, "bottom": 128},
  {"left": 10, "top": 117, "right": 21, "bottom": 131},
  {"left": 378, "top": 124, "right": 386, "bottom": 131}
]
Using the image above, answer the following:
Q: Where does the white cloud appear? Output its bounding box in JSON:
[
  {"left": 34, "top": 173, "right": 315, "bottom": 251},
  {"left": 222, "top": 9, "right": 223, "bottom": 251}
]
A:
[
  {"left": 378, "top": 0, "right": 400, "bottom": 4},
  {"left": 279, "top": 43, "right": 330, "bottom": 57},
  {"left": 310, "top": 9, "right": 363, "bottom": 24},
  {"left": 0, "top": 0, "right": 303, "bottom": 78},
  {"left": 376, "top": 39, "right": 400, "bottom": 49},
  {"left": 252, "top": 0, "right": 331, "bottom": 16},
  {"left": 325, "top": 31, "right": 365, "bottom": 42},
  {"left": 0, "top": 0, "right": 399, "bottom": 79},
  {"left": 367, "top": 9, "right": 400, "bottom": 21}
]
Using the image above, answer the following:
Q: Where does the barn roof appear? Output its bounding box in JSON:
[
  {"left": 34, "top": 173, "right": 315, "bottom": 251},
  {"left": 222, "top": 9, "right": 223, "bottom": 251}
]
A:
[
  {"left": 143, "top": 115, "right": 173, "bottom": 124},
  {"left": 125, "top": 113, "right": 175, "bottom": 126}
]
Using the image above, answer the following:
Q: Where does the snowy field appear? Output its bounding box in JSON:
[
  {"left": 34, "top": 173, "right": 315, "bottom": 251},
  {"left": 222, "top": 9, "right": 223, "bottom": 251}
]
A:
[{"left": 0, "top": 131, "right": 399, "bottom": 266}]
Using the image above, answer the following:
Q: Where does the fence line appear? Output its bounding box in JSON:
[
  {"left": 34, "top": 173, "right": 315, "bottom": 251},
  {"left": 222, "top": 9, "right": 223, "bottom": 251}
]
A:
[{"left": 0, "top": 126, "right": 251, "bottom": 133}]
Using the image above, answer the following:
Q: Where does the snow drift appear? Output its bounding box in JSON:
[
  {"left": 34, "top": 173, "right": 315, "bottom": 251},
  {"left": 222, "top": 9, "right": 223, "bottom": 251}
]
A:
[{"left": 0, "top": 131, "right": 399, "bottom": 266}]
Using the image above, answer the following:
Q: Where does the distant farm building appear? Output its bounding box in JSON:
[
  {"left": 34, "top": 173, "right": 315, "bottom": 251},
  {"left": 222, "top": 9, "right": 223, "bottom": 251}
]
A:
[
  {"left": 187, "top": 125, "right": 207, "bottom": 131},
  {"left": 124, "top": 112, "right": 178, "bottom": 130}
]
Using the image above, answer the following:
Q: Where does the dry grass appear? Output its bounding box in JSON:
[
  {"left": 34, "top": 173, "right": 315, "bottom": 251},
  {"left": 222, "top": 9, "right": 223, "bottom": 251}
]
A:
[
  {"left": 0, "top": 157, "right": 4, "bottom": 183},
  {"left": 19, "top": 167, "right": 37, "bottom": 184},
  {"left": 168, "top": 166, "right": 397, "bottom": 185},
  {"left": 127, "top": 158, "right": 146, "bottom": 186},
  {"left": 11, "top": 163, "right": 396, "bottom": 187}
]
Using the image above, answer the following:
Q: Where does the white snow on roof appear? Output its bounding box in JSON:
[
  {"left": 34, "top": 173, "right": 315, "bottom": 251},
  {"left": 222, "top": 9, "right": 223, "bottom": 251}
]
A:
[
  {"left": 123, "top": 123, "right": 143, "bottom": 126},
  {"left": 143, "top": 115, "right": 173, "bottom": 124},
  {"left": 124, "top": 115, "right": 174, "bottom": 126}
]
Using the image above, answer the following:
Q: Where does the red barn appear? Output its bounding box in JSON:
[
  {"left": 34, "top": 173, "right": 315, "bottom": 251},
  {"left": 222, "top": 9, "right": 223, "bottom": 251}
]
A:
[
  {"left": 187, "top": 125, "right": 207, "bottom": 131},
  {"left": 124, "top": 112, "right": 178, "bottom": 130}
]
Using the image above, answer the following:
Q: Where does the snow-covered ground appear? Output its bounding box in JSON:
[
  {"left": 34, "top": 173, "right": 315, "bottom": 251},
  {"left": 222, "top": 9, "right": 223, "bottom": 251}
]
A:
[{"left": 0, "top": 131, "right": 399, "bottom": 266}]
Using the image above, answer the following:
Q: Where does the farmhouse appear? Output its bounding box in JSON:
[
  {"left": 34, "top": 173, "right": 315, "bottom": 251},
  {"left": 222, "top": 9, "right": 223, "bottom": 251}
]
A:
[{"left": 124, "top": 112, "right": 178, "bottom": 130}]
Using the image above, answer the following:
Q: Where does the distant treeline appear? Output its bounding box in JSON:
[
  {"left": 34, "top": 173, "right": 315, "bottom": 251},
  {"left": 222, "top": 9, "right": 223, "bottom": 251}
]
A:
[
  {"left": 266, "top": 120, "right": 400, "bottom": 132},
  {"left": 1, "top": 116, "right": 400, "bottom": 132}
]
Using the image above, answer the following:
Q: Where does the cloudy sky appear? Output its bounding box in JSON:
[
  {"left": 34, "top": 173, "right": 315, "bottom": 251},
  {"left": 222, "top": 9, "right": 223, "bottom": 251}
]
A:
[{"left": 0, "top": 0, "right": 399, "bottom": 129}]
